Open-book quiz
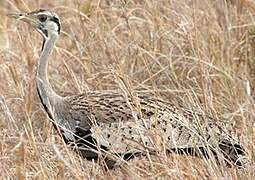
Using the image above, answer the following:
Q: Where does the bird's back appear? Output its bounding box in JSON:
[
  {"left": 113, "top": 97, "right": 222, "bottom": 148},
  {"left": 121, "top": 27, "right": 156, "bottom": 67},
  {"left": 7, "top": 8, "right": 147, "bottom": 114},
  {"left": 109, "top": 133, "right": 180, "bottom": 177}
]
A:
[{"left": 53, "top": 90, "right": 246, "bottom": 167}]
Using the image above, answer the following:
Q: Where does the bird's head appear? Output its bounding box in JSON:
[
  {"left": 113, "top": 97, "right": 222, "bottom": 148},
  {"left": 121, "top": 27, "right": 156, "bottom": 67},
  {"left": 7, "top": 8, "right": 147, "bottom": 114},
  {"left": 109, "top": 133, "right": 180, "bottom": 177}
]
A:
[{"left": 8, "top": 9, "right": 61, "bottom": 38}]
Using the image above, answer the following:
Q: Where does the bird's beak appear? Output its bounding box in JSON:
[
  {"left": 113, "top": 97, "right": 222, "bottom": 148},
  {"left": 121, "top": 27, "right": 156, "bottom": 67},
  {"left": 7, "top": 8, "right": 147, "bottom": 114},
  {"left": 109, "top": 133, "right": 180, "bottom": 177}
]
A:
[
  {"left": 7, "top": 12, "right": 38, "bottom": 27},
  {"left": 7, "top": 12, "right": 26, "bottom": 19}
]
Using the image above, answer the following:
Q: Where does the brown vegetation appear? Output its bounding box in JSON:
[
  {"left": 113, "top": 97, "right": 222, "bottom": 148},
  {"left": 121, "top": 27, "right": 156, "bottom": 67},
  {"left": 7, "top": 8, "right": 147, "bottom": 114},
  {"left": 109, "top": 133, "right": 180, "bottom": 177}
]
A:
[{"left": 0, "top": 0, "right": 254, "bottom": 179}]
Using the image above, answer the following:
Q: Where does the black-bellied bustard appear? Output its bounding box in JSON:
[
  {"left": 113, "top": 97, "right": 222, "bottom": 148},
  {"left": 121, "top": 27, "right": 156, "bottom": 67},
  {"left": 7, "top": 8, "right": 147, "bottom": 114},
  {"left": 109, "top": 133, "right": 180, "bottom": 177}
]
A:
[{"left": 8, "top": 9, "right": 248, "bottom": 169}]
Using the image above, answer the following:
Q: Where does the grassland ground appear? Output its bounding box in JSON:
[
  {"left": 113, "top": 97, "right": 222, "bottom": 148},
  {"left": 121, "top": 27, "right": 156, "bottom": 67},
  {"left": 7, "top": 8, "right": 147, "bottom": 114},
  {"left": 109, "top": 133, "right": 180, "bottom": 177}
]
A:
[{"left": 0, "top": 0, "right": 254, "bottom": 179}]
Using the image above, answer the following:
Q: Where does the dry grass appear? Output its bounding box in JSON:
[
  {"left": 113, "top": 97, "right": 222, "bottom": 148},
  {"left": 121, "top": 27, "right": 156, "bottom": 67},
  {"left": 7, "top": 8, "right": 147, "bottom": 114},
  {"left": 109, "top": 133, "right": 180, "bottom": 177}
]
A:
[{"left": 0, "top": 0, "right": 255, "bottom": 179}]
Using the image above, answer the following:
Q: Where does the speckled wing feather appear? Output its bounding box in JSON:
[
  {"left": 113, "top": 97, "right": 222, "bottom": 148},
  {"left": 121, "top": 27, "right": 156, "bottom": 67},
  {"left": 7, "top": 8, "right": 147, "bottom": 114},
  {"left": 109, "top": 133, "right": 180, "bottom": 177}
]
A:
[{"left": 58, "top": 91, "right": 245, "bottom": 167}]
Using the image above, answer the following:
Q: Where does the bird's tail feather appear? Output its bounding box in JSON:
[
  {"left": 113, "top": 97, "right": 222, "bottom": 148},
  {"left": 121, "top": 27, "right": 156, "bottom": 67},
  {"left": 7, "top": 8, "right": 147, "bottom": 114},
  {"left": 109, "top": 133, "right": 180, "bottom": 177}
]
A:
[{"left": 168, "top": 139, "right": 248, "bottom": 167}]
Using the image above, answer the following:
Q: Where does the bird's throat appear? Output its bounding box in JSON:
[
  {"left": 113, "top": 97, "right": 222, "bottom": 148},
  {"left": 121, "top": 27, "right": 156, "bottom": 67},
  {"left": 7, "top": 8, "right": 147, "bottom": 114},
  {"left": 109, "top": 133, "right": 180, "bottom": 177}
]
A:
[{"left": 36, "top": 33, "right": 62, "bottom": 117}]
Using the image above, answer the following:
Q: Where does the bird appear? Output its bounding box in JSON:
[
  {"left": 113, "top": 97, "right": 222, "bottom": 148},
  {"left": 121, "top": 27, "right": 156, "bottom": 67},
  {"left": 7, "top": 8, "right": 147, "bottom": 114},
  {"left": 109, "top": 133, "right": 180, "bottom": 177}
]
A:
[{"left": 8, "top": 9, "right": 248, "bottom": 169}]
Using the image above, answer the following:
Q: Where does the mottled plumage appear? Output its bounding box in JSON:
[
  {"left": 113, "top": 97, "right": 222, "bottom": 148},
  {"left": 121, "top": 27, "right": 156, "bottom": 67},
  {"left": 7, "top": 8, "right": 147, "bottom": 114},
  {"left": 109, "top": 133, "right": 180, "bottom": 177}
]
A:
[
  {"left": 9, "top": 9, "right": 247, "bottom": 169},
  {"left": 52, "top": 91, "right": 245, "bottom": 167}
]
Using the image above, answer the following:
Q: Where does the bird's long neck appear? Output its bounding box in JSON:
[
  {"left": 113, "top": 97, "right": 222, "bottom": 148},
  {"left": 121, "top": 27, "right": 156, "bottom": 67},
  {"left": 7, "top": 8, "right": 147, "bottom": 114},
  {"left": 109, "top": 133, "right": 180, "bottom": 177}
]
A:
[{"left": 36, "top": 33, "right": 62, "bottom": 118}]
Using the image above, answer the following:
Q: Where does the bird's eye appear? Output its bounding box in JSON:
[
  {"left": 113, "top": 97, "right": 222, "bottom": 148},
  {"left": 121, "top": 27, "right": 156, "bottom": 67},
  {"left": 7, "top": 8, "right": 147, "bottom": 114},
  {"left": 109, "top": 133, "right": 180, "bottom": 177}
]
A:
[{"left": 38, "top": 15, "right": 47, "bottom": 22}]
